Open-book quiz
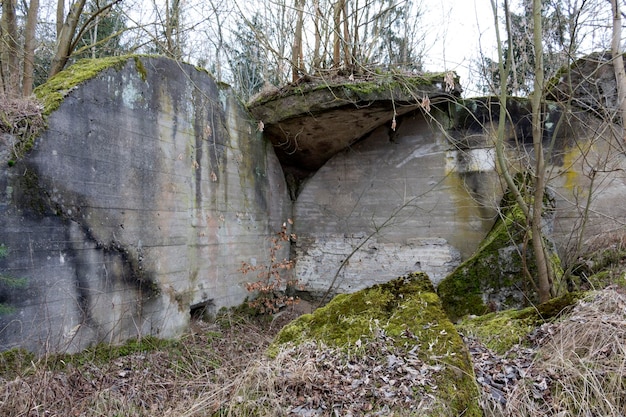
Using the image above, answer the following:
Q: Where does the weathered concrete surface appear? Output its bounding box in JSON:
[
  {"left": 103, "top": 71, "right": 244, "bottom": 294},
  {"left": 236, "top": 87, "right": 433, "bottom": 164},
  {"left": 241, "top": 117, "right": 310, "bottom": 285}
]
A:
[
  {"left": 293, "top": 108, "right": 492, "bottom": 297},
  {"left": 0, "top": 57, "right": 290, "bottom": 353},
  {"left": 547, "top": 52, "right": 626, "bottom": 123},
  {"left": 294, "top": 97, "right": 626, "bottom": 298},
  {"left": 248, "top": 72, "right": 461, "bottom": 179}
]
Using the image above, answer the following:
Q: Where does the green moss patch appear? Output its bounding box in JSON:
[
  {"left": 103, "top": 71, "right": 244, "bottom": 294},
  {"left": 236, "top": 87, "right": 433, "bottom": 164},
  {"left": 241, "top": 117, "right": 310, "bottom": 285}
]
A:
[
  {"left": 34, "top": 55, "right": 134, "bottom": 116},
  {"left": 272, "top": 272, "right": 481, "bottom": 416},
  {"left": 438, "top": 176, "right": 563, "bottom": 322},
  {"left": 437, "top": 199, "right": 530, "bottom": 321},
  {"left": 457, "top": 291, "right": 585, "bottom": 354}
]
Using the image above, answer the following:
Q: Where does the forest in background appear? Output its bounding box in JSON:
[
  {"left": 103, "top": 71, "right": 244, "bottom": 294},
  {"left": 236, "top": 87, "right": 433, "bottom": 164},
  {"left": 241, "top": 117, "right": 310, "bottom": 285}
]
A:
[{"left": 0, "top": 0, "right": 621, "bottom": 101}]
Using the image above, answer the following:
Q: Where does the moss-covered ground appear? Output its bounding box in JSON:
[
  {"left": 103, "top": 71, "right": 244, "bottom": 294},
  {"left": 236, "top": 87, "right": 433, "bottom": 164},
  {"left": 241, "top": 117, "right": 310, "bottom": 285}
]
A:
[
  {"left": 456, "top": 291, "right": 585, "bottom": 354},
  {"left": 272, "top": 272, "right": 482, "bottom": 417}
]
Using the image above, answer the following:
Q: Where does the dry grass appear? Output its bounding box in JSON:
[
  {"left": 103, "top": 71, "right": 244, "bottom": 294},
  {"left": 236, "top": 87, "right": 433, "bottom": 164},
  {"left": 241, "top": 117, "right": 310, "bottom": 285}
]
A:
[
  {"left": 0, "top": 304, "right": 455, "bottom": 417},
  {"left": 0, "top": 95, "right": 45, "bottom": 160},
  {"left": 482, "top": 289, "right": 626, "bottom": 417},
  {"left": 1, "top": 288, "right": 625, "bottom": 416},
  {"left": 0, "top": 312, "right": 282, "bottom": 417}
]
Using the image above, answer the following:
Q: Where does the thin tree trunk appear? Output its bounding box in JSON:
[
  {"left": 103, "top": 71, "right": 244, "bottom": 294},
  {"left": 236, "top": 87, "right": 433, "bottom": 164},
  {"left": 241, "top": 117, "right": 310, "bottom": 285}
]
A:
[
  {"left": 341, "top": 0, "right": 351, "bottom": 67},
  {"left": 91, "top": 15, "right": 99, "bottom": 59},
  {"left": 531, "top": 0, "right": 552, "bottom": 303},
  {"left": 312, "top": 0, "right": 322, "bottom": 69},
  {"left": 1, "top": 0, "right": 19, "bottom": 97},
  {"left": 332, "top": 0, "right": 345, "bottom": 67},
  {"left": 23, "top": 0, "right": 40, "bottom": 96},
  {"left": 292, "top": 0, "right": 305, "bottom": 81},
  {"left": 56, "top": 0, "right": 64, "bottom": 38},
  {"left": 610, "top": 0, "right": 626, "bottom": 142},
  {"left": 49, "top": 0, "right": 87, "bottom": 78},
  {"left": 494, "top": 0, "right": 530, "bottom": 217}
]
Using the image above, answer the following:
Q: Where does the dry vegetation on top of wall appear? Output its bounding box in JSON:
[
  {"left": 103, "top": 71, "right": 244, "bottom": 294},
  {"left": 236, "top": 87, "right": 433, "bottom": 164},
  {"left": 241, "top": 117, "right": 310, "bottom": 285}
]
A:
[{"left": 0, "top": 95, "right": 45, "bottom": 163}]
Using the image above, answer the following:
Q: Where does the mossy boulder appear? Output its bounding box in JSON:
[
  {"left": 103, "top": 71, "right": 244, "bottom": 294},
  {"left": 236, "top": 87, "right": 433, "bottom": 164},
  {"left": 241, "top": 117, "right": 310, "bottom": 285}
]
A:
[
  {"left": 272, "top": 272, "right": 481, "bottom": 417},
  {"left": 438, "top": 180, "right": 563, "bottom": 322}
]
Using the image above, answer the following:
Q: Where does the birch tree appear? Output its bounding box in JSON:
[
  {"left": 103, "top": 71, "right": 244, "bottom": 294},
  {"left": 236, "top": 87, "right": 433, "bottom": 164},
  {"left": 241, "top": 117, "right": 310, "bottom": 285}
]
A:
[{"left": 610, "top": 0, "right": 626, "bottom": 142}]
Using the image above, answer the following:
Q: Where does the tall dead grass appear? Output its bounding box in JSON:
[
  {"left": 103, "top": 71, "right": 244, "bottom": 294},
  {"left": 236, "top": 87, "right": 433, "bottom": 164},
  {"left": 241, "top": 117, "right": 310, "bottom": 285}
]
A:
[{"left": 483, "top": 289, "right": 626, "bottom": 417}]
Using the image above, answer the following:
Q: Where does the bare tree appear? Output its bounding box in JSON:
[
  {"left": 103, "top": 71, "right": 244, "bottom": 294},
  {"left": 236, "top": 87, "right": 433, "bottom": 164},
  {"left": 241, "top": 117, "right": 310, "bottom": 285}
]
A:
[
  {"left": 0, "top": 0, "right": 40, "bottom": 97},
  {"left": 49, "top": 0, "right": 87, "bottom": 77},
  {"left": 492, "top": 0, "right": 555, "bottom": 303},
  {"left": 529, "top": 0, "right": 553, "bottom": 303},
  {"left": 22, "top": 0, "right": 39, "bottom": 96},
  {"left": 1, "top": 0, "right": 20, "bottom": 97},
  {"left": 610, "top": 0, "right": 626, "bottom": 142},
  {"left": 292, "top": 0, "right": 306, "bottom": 81}
]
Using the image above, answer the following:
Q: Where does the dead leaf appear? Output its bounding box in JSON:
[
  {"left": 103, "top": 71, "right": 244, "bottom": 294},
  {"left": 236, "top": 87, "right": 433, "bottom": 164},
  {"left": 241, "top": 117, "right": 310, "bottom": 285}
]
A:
[{"left": 421, "top": 96, "right": 431, "bottom": 113}]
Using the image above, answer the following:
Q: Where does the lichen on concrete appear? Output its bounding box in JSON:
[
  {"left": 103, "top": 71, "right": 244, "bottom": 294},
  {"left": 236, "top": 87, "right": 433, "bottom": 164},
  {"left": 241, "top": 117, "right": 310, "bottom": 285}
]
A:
[{"left": 272, "top": 272, "right": 481, "bottom": 416}]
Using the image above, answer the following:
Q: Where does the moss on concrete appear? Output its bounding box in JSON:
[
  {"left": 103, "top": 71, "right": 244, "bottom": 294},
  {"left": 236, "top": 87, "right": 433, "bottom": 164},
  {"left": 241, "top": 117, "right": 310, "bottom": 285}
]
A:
[
  {"left": 9, "top": 55, "right": 152, "bottom": 161},
  {"left": 438, "top": 175, "right": 563, "bottom": 322},
  {"left": 437, "top": 199, "right": 528, "bottom": 322},
  {"left": 272, "top": 272, "right": 481, "bottom": 417},
  {"left": 457, "top": 291, "right": 584, "bottom": 354},
  {"left": 34, "top": 55, "right": 134, "bottom": 116},
  {"left": 248, "top": 71, "right": 458, "bottom": 111}
]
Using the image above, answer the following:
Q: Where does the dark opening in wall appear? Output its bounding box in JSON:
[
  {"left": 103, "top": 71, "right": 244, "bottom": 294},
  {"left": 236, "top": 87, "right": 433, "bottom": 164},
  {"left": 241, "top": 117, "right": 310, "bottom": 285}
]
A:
[{"left": 190, "top": 300, "right": 215, "bottom": 321}]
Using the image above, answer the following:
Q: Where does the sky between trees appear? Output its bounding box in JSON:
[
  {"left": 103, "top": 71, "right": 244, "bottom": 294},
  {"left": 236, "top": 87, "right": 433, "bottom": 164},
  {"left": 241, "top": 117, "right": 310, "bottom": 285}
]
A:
[{"left": 0, "top": 0, "right": 620, "bottom": 100}]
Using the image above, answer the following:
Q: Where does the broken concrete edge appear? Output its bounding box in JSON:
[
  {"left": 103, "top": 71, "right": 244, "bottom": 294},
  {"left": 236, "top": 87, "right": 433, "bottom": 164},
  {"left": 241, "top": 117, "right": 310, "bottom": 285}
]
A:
[
  {"left": 270, "top": 272, "right": 482, "bottom": 417},
  {"left": 246, "top": 71, "right": 461, "bottom": 125}
]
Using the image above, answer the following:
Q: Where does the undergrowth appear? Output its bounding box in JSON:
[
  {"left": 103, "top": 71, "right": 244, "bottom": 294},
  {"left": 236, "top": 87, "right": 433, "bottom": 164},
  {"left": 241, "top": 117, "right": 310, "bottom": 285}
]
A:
[{"left": 239, "top": 220, "right": 303, "bottom": 315}]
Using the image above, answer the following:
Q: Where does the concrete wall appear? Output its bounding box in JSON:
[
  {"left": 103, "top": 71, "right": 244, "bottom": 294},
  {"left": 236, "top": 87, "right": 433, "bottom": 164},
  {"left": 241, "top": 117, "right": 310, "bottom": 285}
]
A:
[
  {"left": 294, "top": 110, "right": 499, "bottom": 297},
  {"left": 0, "top": 57, "right": 290, "bottom": 353},
  {"left": 294, "top": 104, "right": 626, "bottom": 297},
  {"left": 2, "top": 61, "right": 625, "bottom": 353}
]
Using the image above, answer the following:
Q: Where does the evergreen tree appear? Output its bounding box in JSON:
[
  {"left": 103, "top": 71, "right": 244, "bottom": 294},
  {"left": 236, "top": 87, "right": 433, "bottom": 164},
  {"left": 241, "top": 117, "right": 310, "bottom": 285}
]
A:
[{"left": 73, "top": 0, "right": 127, "bottom": 60}]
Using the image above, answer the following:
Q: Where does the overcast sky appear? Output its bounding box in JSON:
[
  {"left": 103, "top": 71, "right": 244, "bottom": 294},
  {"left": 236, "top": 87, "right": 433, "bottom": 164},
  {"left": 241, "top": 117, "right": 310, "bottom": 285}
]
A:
[{"left": 422, "top": 0, "right": 498, "bottom": 96}]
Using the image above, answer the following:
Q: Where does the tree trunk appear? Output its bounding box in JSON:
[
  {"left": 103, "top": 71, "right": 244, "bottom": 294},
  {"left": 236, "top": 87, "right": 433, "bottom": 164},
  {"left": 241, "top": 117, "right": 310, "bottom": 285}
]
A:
[
  {"left": 292, "top": 0, "right": 305, "bottom": 81},
  {"left": 23, "top": 0, "right": 40, "bottom": 96},
  {"left": 332, "top": 0, "right": 343, "bottom": 67},
  {"left": 610, "top": 0, "right": 626, "bottom": 141},
  {"left": 49, "top": 0, "right": 87, "bottom": 78},
  {"left": 312, "top": 0, "right": 322, "bottom": 70},
  {"left": 1, "top": 0, "right": 20, "bottom": 97},
  {"left": 492, "top": 0, "right": 552, "bottom": 304},
  {"left": 56, "top": 0, "right": 64, "bottom": 38},
  {"left": 341, "top": 0, "right": 351, "bottom": 67},
  {"left": 531, "top": 0, "right": 552, "bottom": 303}
]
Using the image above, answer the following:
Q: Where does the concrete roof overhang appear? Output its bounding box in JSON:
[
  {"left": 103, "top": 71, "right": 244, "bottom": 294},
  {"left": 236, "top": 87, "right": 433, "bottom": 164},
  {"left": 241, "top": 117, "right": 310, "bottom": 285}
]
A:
[{"left": 247, "top": 73, "right": 462, "bottom": 179}]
